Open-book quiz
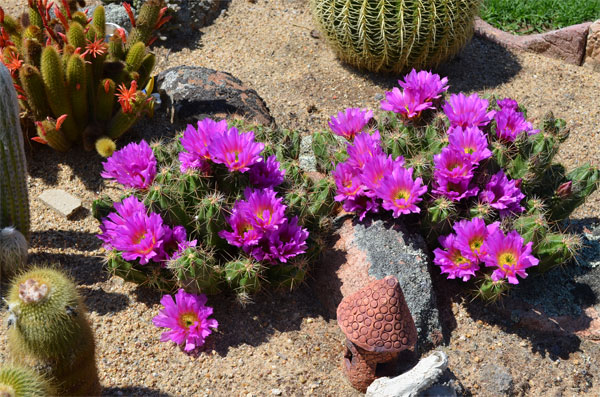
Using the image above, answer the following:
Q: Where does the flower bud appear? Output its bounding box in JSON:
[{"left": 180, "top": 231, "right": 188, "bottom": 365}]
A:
[{"left": 556, "top": 181, "right": 572, "bottom": 198}]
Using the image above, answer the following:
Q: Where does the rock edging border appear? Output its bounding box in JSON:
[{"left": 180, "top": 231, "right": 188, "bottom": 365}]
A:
[{"left": 473, "top": 17, "right": 600, "bottom": 70}]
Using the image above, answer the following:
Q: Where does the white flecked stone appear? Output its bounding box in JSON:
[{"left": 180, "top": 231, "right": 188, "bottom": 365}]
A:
[{"left": 38, "top": 189, "right": 82, "bottom": 218}]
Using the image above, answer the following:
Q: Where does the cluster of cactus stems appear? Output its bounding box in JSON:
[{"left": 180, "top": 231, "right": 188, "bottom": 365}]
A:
[
  {"left": 312, "top": 102, "right": 599, "bottom": 301},
  {"left": 5, "top": 267, "right": 100, "bottom": 396},
  {"left": 310, "top": 0, "right": 482, "bottom": 73},
  {"left": 0, "top": 64, "right": 30, "bottom": 283},
  {"left": 93, "top": 121, "right": 337, "bottom": 301},
  {"left": 0, "top": 0, "right": 169, "bottom": 155}
]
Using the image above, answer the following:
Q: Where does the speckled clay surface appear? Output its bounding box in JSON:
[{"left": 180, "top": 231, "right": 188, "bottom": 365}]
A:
[{"left": 337, "top": 276, "right": 416, "bottom": 392}]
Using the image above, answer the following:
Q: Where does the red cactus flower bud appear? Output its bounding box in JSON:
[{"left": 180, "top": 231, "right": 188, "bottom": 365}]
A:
[
  {"left": 514, "top": 178, "right": 522, "bottom": 189},
  {"left": 56, "top": 114, "right": 68, "bottom": 130},
  {"left": 556, "top": 181, "right": 572, "bottom": 198}
]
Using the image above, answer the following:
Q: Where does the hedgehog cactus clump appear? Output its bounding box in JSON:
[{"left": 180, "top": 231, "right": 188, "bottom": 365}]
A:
[
  {"left": 0, "top": 63, "right": 30, "bottom": 281},
  {"left": 5, "top": 267, "right": 100, "bottom": 396},
  {"left": 310, "top": 0, "right": 483, "bottom": 73},
  {"left": 315, "top": 69, "right": 599, "bottom": 301},
  {"left": 92, "top": 119, "right": 337, "bottom": 301},
  {"left": 0, "top": 0, "right": 169, "bottom": 155},
  {"left": 0, "top": 365, "right": 54, "bottom": 397}
]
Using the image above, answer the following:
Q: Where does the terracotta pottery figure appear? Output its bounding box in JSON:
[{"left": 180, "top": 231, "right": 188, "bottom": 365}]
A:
[{"left": 336, "top": 275, "right": 417, "bottom": 392}]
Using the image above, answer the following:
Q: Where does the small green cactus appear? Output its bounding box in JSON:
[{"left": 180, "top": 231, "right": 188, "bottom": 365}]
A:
[
  {"left": 0, "top": 64, "right": 30, "bottom": 280},
  {"left": 0, "top": 0, "right": 168, "bottom": 155},
  {"left": 310, "top": 0, "right": 483, "bottom": 73},
  {"left": 6, "top": 267, "right": 100, "bottom": 396},
  {"left": 0, "top": 365, "right": 54, "bottom": 397}
]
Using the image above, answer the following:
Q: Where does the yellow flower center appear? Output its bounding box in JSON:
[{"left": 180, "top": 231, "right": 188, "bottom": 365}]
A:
[
  {"left": 179, "top": 312, "right": 199, "bottom": 329},
  {"left": 451, "top": 251, "right": 470, "bottom": 268},
  {"left": 395, "top": 189, "right": 410, "bottom": 201},
  {"left": 499, "top": 252, "right": 516, "bottom": 270},
  {"left": 464, "top": 146, "right": 475, "bottom": 154},
  {"left": 469, "top": 238, "right": 484, "bottom": 253}
]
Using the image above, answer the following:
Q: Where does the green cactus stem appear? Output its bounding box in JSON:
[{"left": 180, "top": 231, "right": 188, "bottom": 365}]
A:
[
  {"left": 0, "top": 365, "right": 54, "bottom": 397},
  {"left": 0, "top": 64, "right": 30, "bottom": 240},
  {"left": 6, "top": 267, "right": 100, "bottom": 396},
  {"left": 66, "top": 21, "right": 85, "bottom": 50},
  {"left": 91, "top": 6, "right": 106, "bottom": 39},
  {"left": 310, "top": 0, "right": 482, "bottom": 73},
  {"left": 18, "top": 64, "right": 49, "bottom": 120},
  {"left": 66, "top": 54, "right": 88, "bottom": 129},
  {"left": 0, "top": 226, "right": 28, "bottom": 284},
  {"left": 40, "top": 46, "right": 79, "bottom": 142}
]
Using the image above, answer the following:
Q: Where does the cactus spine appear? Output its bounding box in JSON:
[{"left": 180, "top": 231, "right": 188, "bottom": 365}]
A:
[
  {"left": 6, "top": 267, "right": 100, "bottom": 396},
  {"left": 0, "top": 365, "right": 54, "bottom": 397},
  {"left": 0, "top": 64, "right": 30, "bottom": 281},
  {"left": 310, "top": 0, "right": 483, "bottom": 73}
]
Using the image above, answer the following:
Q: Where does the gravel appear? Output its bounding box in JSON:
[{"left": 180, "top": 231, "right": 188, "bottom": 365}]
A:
[{"left": 1, "top": 0, "right": 600, "bottom": 395}]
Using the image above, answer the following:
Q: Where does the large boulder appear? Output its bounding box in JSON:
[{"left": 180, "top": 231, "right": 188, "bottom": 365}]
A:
[
  {"left": 313, "top": 216, "right": 443, "bottom": 351},
  {"left": 156, "top": 66, "right": 274, "bottom": 128}
]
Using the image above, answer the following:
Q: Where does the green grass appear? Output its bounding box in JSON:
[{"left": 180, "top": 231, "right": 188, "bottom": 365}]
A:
[{"left": 481, "top": 0, "right": 600, "bottom": 35}]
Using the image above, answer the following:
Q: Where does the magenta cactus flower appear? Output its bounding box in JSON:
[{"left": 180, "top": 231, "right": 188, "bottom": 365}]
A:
[
  {"left": 208, "top": 127, "right": 264, "bottom": 173},
  {"left": 361, "top": 154, "right": 404, "bottom": 197},
  {"left": 432, "top": 177, "right": 479, "bottom": 202},
  {"left": 497, "top": 98, "right": 518, "bottom": 110},
  {"left": 346, "top": 131, "right": 383, "bottom": 169},
  {"left": 482, "top": 229, "right": 539, "bottom": 284},
  {"left": 242, "top": 188, "right": 287, "bottom": 232},
  {"left": 179, "top": 118, "right": 228, "bottom": 172},
  {"left": 480, "top": 170, "right": 525, "bottom": 216},
  {"left": 328, "top": 108, "right": 374, "bottom": 140},
  {"left": 447, "top": 126, "right": 492, "bottom": 164},
  {"left": 252, "top": 217, "right": 309, "bottom": 263},
  {"left": 433, "top": 233, "right": 480, "bottom": 281},
  {"left": 375, "top": 167, "right": 427, "bottom": 217},
  {"left": 152, "top": 289, "right": 218, "bottom": 352},
  {"left": 398, "top": 69, "right": 449, "bottom": 102},
  {"left": 249, "top": 155, "right": 286, "bottom": 188},
  {"left": 333, "top": 162, "right": 364, "bottom": 201},
  {"left": 341, "top": 193, "right": 380, "bottom": 221},
  {"left": 101, "top": 140, "right": 157, "bottom": 189},
  {"left": 495, "top": 107, "right": 539, "bottom": 142},
  {"left": 219, "top": 205, "right": 262, "bottom": 249},
  {"left": 380, "top": 87, "right": 434, "bottom": 120},
  {"left": 433, "top": 147, "right": 475, "bottom": 183},
  {"left": 160, "top": 226, "right": 197, "bottom": 261},
  {"left": 442, "top": 93, "right": 495, "bottom": 128},
  {"left": 111, "top": 211, "right": 166, "bottom": 265},
  {"left": 97, "top": 196, "right": 147, "bottom": 250},
  {"left": 453, "top": 218, "right": 500, "bottom": 262}
]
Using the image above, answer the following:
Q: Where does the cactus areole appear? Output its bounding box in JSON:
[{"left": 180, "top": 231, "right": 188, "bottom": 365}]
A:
[{"left": 310, "top": 0, "right": 483, "bottom": 73}]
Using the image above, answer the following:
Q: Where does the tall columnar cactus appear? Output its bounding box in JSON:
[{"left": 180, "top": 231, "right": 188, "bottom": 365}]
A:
[
  {"left": 0, "top": 64, "right": 30, "bottom": 281},
  {"left": 310, "top": 0, "right": 483, "bottom": 73},
  {"left": 0, "top": 365, "right": 54, "bottom": 397},
  {"left": 0, "top": 1, "right": 168, "bottom": 155},
  {"left": 6, "top": 268, "right": 100, "bottom": 396}
]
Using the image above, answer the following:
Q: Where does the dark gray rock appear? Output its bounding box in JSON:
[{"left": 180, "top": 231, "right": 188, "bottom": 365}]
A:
[
  {"left": 313, "top": 216, "right": 443, "bottom": 352},
  {"left": 156, "top": 66, "right": 274, "bottom": 128},
  {"left": 355, "top": 219, "right": 442, "bottom": 351},
  {"left": 134, "top": 0, "right": 228, "bottom": 32}
]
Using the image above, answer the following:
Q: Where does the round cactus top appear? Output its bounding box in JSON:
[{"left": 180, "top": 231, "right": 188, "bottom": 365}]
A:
[
  {"left": 336, "top": 275, "right": 417, "bottom": 353},
  {"left": 18, "top": 279, "right": 49, "bottom": 304}
]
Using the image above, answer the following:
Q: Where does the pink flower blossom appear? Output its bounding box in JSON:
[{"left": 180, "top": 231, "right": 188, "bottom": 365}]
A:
[
  {"left": 447, "top": 126, "right": 492, "bottom": 164},
  {"left": 479, "top": 170, "right": 525, "bottom": 216},
  {"left": 179, "top": 118, "right": 228, "bottom": 172},
  {"left": 328, "top": 108, "right": 374, "bottom": 140},
  {"left": 208, "top": 127, "right": 264, "bottom": 173},
  {"left": 482, "top": 229, "right": 539, "bottom": 284},
  {"left": 152, "top": 289, "right": 218, "bottom": 352},
  {"left": 442, "top": 93, "right": 495, "bottom": 128},
  {"left": 433, "top": 233, "right": 480, "bottom": 281},
  {"left": 346, "top": 131, "right": 383, "bottom": 169},
  {"left": 380, "top": 87, "right": 434, "bottom": 120},
  {"left": 398, "top": 69, "right": 449, "bottom": 102},
  {"left": 375, "top": 167, "right": 427, "bottom": 217},
  {"left": 453, "top": 218, "right": 500, "bottom": 262},
  {"left": 101, "top": 140, "right": 156, "bottom": 189}
]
